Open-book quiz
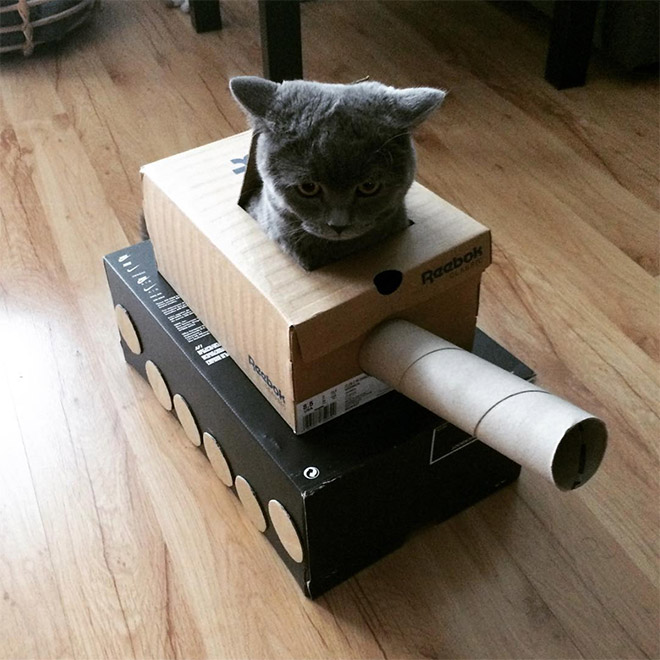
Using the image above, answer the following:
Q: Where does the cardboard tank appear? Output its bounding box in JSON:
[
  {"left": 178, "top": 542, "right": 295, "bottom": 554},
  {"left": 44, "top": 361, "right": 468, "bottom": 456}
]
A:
[{"left": 104, "top": 130, "right": 607, "bottom": 597}]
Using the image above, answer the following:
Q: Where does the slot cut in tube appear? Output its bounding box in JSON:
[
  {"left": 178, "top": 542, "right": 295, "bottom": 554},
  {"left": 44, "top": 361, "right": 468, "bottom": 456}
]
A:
[{"left": 359, "top": 320, "right": 607, "bottom": 490}]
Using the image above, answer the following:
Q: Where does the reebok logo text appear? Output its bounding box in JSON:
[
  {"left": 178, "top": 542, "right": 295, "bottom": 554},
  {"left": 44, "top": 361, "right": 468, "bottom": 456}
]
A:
[
  {"left": 248, "top": 355, "right": 285, "bottom": 405},
  {"left": 421, "top": 246, "right": 484, "bottom": 285}
]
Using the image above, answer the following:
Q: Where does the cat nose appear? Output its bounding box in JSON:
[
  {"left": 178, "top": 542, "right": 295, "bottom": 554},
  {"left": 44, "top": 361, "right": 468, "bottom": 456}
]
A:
[{"left": 327, "top": 210, "right": 351, "bottom": 234}]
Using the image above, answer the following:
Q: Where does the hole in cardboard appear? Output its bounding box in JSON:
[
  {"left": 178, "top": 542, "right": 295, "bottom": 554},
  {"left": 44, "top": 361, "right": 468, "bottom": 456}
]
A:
[
  {"left": 551, "top": 418, "right": 607, "bottom": 490},
  {"left": 373, "top": 270, "right": 403, "bottom": 295}
]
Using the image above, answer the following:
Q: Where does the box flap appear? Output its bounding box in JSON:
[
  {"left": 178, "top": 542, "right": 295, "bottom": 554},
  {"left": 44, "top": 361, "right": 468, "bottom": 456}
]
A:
[{"left": 238, "top": 131, "right": 263, "bottom": 209}]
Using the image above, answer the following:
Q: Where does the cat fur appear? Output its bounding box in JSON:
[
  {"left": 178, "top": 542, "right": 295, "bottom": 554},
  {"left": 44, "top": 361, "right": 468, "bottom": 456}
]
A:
[{"left": 230, "top": 76, "right": 445, "bottom": 270}]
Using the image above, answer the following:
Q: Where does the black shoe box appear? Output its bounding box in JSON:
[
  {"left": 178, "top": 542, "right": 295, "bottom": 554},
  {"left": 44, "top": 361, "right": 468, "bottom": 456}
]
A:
[{"left": 103, "top": 240, "right": 532, "bottom": 598}]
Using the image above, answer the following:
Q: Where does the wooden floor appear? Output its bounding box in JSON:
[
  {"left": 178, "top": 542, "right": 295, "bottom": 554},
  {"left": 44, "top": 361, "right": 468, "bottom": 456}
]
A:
[{"left": 1, "top": 1, "right": 658, "bottom": 658}]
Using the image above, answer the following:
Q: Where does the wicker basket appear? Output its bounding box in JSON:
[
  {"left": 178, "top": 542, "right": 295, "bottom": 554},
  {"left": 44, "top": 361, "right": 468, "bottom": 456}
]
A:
[{"left": 0, "top": 0, "right": 98, "bottom": 56}]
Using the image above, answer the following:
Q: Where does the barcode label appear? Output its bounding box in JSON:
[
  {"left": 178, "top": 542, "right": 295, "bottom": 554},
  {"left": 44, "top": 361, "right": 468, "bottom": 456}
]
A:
[
  {"left": 295, "top": 373, "right": 391, "bottom": 433},
  {"left": 302, "top": 402, "right": 338, "bottom": 431}
]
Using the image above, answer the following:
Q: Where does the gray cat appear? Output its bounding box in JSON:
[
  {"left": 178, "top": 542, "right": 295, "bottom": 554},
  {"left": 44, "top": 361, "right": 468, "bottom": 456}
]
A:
[{"left": 230, "top": 76, "right": 445, "bottom": 271}]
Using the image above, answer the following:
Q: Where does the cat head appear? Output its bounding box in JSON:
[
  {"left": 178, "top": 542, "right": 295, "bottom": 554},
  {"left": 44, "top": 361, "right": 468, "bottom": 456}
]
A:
[{"left": 230, "top": 76, "right": 445, "bottom": 244}]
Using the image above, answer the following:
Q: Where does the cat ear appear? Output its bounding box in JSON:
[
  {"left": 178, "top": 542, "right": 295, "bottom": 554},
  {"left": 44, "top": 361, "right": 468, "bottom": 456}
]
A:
[
  {"left": 230, "top": 76, "right": 280, "bottom": 121},
  {"left": 392, "top": 87, "right": 446, "bottom": 129}
]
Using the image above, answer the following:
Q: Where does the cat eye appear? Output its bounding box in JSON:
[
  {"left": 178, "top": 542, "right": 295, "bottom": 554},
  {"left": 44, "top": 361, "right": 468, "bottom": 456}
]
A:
[
  {"left": 356, "top": 181, "right": 381, "bottom": 196},
  {"left": 296, "top": 181, "right": 322, "bottom": 197}
]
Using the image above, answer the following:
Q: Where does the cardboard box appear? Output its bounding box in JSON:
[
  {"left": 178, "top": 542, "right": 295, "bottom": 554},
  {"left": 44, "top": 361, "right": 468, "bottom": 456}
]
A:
[
  {"left": 104, "top": 240, "right": 533, "bottom": 599},
  {"left": 141, "top": 131, "right": 491, "bottom": 432}
]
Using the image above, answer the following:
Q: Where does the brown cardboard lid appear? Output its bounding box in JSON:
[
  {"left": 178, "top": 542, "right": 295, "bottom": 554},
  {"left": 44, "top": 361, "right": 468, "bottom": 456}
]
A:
[{"left": 141, "top": 131, "right": 491, "bottom": 364}]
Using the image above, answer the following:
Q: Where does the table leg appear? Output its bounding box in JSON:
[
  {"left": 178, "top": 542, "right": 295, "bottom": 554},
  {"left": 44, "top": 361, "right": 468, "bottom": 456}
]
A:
[
  {"left": 258, "top": 0, "right": 303, "bottom": 82},
  {"left": 189, "top": 0, "right": 222, "bottom": 34},
  {"left": 545, "top": 0, "right": 599, "bottom": 89}
]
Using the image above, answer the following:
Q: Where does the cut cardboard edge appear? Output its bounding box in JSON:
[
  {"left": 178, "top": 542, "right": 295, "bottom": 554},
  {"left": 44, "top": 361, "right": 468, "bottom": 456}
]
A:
[
  {"left": 238, "top": 128, "right": 263, "bottom": 209},
  {"left": 552, "top": 417, "right": 607, "bottom": 490}
]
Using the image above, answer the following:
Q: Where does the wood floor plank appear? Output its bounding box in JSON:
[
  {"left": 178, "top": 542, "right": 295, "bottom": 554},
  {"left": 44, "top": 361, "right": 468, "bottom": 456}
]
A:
[
  {"left": 479, "top": 486, "right": 653, "bottom": 658},
  {"left": 384, "top": 1, "right": 660, "bottom": 222},
  {"left": 0, "top": 293, "right": 135, "bottom": 658},
  {"left": 305, "top": 1, "right": 659, "bottom": 276},
  {"left": 335, "top": 514, "right": 586, "bottom": 659},
  {"left": 0, "top": 375, "right": 74, "bottom": 660},
  {"left": 0, "top": 82, "right": 180, "bottom": 659}
]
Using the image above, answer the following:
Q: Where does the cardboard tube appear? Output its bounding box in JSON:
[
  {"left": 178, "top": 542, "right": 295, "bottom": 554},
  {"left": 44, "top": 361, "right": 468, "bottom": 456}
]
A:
[{"left": 359, "top": 320, "right": 607, "bottom": 490}]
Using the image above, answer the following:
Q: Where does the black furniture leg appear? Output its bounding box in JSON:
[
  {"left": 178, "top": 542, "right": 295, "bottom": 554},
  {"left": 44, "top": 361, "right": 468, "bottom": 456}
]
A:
[
  {"left": 258, "top": 0, "right": 303, "bottom": 82},
  {"left": 545, "top": 0, "right": 599, "bottom": 89},
  {"left": 189, "top": 0, "right": 222, "bottom": 34}
]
